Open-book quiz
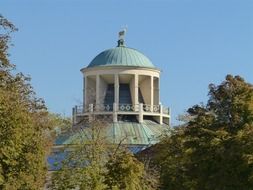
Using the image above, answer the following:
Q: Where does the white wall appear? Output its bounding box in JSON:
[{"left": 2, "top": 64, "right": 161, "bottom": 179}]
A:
[
  {"left": 86, "top": 77, "right": 96, "bottom": 105},
  {"left": 83, "top": 77, "right": 86, "bottom": 105},
  {"left": 129, "top": 76, "right": 135, "bottom": 105},
  {"left": 154, "top": 78, "right": 159, "bottom": 105},
  {"left": 99, "top": 77, "right": 107, "bottom": 104},
  {"left": 140, "top": 76, "right": 151, "bottom": 105}
]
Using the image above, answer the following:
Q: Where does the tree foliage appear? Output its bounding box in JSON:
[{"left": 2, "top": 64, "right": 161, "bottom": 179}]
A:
[
  {"left": 51, "top": 119, "right": 157, "bottom": 190},
  {"left": 105, "top": 150, "right": 145, "bottom": 190},
  {"left": 152, "top": 75, "right": 253, "bottom": 190},
  {"left": 0, "top": 14, "right": 17, "bottom": 69},
  {"left": 0, "top": 15, "right": 56, "bottom": 189}
]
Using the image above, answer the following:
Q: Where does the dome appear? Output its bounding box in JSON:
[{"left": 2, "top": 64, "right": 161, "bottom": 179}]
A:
[
  {"left": 55, "top": 120, "right": 169, "bottom": 147},
  {"left": 49, "top": 120, "right": 170, "bottom": 170},
  {"left": 87, "top": 46, "right": 155, "bottom": 68}
]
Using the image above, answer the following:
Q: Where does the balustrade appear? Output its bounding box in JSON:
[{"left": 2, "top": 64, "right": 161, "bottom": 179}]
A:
[
  {"left": 73, "top": 103, "right": 169, "bottom": 115},
  {"left": 95, "top": 104, "right": 113, "bottom": 112},
  {"left": 118, "top": 104, "right": 139, "bottom": 112},
  {"left": 162, "top": 107, "right": 170, "bottom": 115}
]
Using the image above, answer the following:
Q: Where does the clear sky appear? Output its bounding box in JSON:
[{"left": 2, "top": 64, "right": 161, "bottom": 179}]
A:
[{"left": 1, "top": 0, "right": 253, "bottom": 125}]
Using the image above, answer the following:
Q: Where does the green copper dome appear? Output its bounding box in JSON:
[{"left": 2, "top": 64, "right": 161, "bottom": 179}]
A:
[
  {"left": 55, "top": 120, "right": 170, "bottom": 146},
  {"left": 87, "top": 45, "right": 155, "bottom": 68}
]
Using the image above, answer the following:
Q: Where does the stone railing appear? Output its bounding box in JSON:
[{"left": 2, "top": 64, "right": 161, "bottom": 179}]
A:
[
  {"left": 95, "top": 104, "right": 113, "bottom": 112},
  {"left": 163, "top": 107, "right": 170, "bottom": 115},
  {"left": 118, "top": 104, "right": 139, "bottom": 112},
  {"left": 143, "top": 104, "right": 160, "bottom": 113},
  {"left": 74, "top": 105, "right": 87, "bottom": 115},
  {"left": 73, "top": 103, "right": 170, "bottom": 115}
]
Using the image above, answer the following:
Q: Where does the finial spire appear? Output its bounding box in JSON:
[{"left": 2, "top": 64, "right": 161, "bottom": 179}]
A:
[{"left": 117, "top": 28, "right": 127, "bottom": 47}]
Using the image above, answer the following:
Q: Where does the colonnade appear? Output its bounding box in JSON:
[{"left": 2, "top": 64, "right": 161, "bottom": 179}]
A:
[{"left": 84, "top": 73, "right": 159, "bottom": 109}]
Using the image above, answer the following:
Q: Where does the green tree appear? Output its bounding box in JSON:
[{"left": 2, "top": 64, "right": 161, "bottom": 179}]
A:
[
  {"left": 0, "top": 14, "right": 16, "bottom": 69},
  {"left": 152, "top": 75, "right": 253, "bottom": 190},
  {"left": 51, "top": 120, "right": 112, "bottom": 190},
  {"left": 51, "top": 119, "right": 157, "bottom": 190},
  {"left": 0, "top": 15, "right": 55, "bottom": 189},
  {"left": 105, "top": 150, "right": 144, "bottom": 190}
]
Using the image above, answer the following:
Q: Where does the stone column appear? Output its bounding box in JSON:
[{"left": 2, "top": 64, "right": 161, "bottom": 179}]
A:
[
  {"left": 114, "top": 74, "right": 119, "bottom": 105},
  {"left": 113, "top": 103, "right": 118, "bottom": 122},
  {"left": 158, "top": 77, "right": 160, "bottom": 104},
  {"left": 72, "top": 106, "right": 76, "bottom": 125},
  {"left": 89, "top": 104, "right": 94, "bottom": 122},
  {"left": 139, "top": 103, "right": 144, "bottom": 123},
  {"left": 134, "top": 74, "right": 139, "bottom": 111},
  {"left": 96, "top": 75, "right": 100, "bottom": 106},
  {"left": 84, "top": 76, "right": 87, "bottom": 106},
  {"left": 150, "top": 76, "right": 154, "bottom": 112},
  {"left": 159, "top": 104, "right": 163, "bottom": 124}
]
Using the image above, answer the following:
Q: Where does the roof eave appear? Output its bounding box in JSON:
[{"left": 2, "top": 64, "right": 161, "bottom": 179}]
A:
[{"left": 80, "top": 65, "right": 161, "bottom": 73}]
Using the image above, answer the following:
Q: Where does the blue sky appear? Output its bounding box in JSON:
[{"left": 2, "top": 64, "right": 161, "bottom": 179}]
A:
[{"left": 1, "top": 0, "right": 253, "bottom": 125}]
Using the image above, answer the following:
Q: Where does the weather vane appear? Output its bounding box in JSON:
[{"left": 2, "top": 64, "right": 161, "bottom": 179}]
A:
[{"left": 117, "top": 26, "right": 127, "bottom": 46}]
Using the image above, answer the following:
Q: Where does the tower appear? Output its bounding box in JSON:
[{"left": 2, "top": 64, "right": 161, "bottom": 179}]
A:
[
  {"left": 55, "top": 32, "right": 170, "bottom": 154},
  {"left": 48, "top": 32, "right": 171, "bottom": 171},
  {"left": 71, "top": 32, "right": 170, "bottom": 150}
]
